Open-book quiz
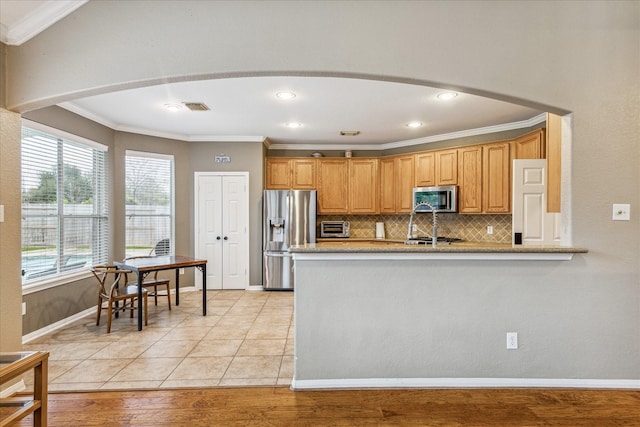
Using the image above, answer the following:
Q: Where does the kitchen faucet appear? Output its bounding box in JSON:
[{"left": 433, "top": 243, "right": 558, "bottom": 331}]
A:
[{"left": 406, "top": 202, "right": 438, "bottom": 247}]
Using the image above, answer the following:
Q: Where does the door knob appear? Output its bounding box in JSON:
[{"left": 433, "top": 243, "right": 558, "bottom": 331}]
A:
[
  {"left": 216, "top": 236, "right": 221, "bottom": 240},
  {"left": 223, "top": 236, "right": 228, "bottom": 240}
]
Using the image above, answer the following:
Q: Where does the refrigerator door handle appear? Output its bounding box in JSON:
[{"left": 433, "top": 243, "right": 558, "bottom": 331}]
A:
[{"left": 264, "top": 252, "right": 291, "bottom": 258}]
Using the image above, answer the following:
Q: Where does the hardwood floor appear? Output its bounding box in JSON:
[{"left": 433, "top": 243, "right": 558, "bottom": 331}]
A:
[{"left": 14, "top": 387, "right": 640, "bottom": 426}]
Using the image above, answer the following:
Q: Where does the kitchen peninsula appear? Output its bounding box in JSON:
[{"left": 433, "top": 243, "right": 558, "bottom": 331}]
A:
[{"left": 290, "top": 241, "right": 588, "bottom": 390}]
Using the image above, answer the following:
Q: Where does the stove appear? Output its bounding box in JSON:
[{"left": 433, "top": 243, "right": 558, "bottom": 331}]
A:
[{"left": 404, "top": 236, "right": 463, "bottom": 245}]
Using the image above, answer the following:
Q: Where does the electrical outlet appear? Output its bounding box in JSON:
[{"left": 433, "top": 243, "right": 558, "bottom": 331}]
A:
[
  {"left": 487, "top": 226, "right": 493, "bottom": 235},
  {"left": 0, "top": 205, "right": 4, "bottom": 222},
  {"left": 612, "top": 204, "right": 630, "bottom": 221},
  {"left": 506, "top": 332, "right": 518, "bottom": 349},
  {"left": 179, "top": 268, "right": 185, "bottom": 275},
  {"left": 22, "top": 302, "right": 26, "bottom": 315}
]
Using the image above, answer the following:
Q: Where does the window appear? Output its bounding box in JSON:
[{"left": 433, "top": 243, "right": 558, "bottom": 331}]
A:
[
  {"left": 21, "top": 124, "right": 109, "bottom": 285},
  {"left": 125, "top": 151, "right": 174, "bottom": 258}
]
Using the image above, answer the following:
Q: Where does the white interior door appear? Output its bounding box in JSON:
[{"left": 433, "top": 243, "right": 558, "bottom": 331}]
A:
[
  {"left": 221, "top": 175, "right": 248, "bottom": 289},
  {"left": 195, "top": 173, "right": 249, "bottom": 290},
  {"left": 512, "top": 159, "right": 561, "bottom": 245}
]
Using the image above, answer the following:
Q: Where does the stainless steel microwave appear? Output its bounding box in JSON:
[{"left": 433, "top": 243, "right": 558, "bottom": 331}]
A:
[{"left": 412, "top": 186, "right": 457, "bottom": 213}]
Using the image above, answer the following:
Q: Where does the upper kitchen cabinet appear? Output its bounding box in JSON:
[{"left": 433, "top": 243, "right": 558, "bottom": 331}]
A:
[
  {"left": 265, "top": 158, "right": 317, "bottom": 189},
  {"left": 396, "top": 155, "right": 415, "bottom": 213},
  {"left": 349, "top": 159, "right": 379, "bottom": 214},
  {"left": 379, "top": 158, "right": 396, "bottom": 213},
  {"left": 435, "top": 149, "right": 458, "bottom": 185},
  {"left": 291, "top": 159, "right": 317, "bottom": 189},
  {"left": 513, "top": 128, "right": 546, "bottom": 159},
  {"left": 483, "top": 142, "right": 511, "bottom": 213},
  {"left": 265, "top": 158, "right": 291, "bottom": 189},
  {"left": 458, "top": 142, "right": 511, "bottom": 214},
  {"left": 457, "top": 146, "right": 483, "bottom": 213},
  {"left": 379, "top": 155, "right": 413, "bottom": 213},
  {"left": 415, "top": 152, "right": 436, "bottom": 187},
  {"left": 317, "top": 159, "right": 349, "bottom": 213}
]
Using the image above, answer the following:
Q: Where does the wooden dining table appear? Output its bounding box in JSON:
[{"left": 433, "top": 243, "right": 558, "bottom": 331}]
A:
[{"left": 115, "top": 256, "right": 207, "bottom": 331}]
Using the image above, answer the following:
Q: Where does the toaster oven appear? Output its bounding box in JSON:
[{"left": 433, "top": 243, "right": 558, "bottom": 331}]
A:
[{"left": 320, "top": 221, "right": 350, "bottom": 238}]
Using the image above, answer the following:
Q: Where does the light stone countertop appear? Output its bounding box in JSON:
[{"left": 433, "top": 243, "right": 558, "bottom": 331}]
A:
[{"left": 290, "top": 238, "right": 588, "bottom": 254}]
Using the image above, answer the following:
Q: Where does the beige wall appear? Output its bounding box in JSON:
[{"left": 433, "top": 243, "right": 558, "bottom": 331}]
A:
[
  {"left": 189, "top": 141, "right": 265, "bottom": 285},
  {"left": 0, "top": 107, "right": 23, "bottom": 350},
  {"left": 1, "top": 1, "right": 638, "bottom": 379}
]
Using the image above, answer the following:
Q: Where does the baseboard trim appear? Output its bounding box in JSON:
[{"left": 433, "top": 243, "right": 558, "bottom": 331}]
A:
[
  {"left": 291, "top": 377, "right": 640, "bottom": 390},
  {"left": 21, "top": 287, "right": 200, "bottom": 344},
  {"left": 23, "top": 307, "right": 95, "bottom": 344}
]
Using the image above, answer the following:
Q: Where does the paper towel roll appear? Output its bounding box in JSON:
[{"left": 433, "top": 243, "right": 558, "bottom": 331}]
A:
[{"left": 375, "top": 222, "right": 385, "bottom": 239}]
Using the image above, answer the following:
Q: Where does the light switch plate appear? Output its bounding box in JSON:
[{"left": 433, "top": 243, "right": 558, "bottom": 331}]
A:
[
  {"left": 0, "top": 205, "right": 4, "bottom": 222},
  {"left": 612, "top": 204, "right": 630, "bottom": 221}
]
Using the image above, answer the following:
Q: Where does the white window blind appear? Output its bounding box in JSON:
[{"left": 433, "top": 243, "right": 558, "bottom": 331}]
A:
[
  {"left": 125, "top": 152, "right": 174, "bottom": 257},
  {"left": 21, "top": 126, "right": 109, "bottom": 284}
]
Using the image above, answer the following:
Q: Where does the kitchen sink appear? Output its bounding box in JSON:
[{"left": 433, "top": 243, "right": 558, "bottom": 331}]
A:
[{"left": 404, "top": 237, "right": 463, "bottom": 245}]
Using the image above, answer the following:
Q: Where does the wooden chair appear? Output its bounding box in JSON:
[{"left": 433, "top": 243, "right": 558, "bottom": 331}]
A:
[
  {"left": 123, "top": 256, "right": 172, "bottom": 310},
  {"left": 92, "top": 265, "right": 148, "bottom": 333}
]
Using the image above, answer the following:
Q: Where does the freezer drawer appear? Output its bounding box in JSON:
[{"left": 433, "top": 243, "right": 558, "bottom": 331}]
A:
[{"left": 263, "top": 252, "right": 294, "bottom": 290}]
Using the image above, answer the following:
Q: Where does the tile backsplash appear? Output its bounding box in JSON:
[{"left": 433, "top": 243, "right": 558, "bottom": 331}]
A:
[{"left": 318, "top": 213, "right": 512, "bottom": 243}]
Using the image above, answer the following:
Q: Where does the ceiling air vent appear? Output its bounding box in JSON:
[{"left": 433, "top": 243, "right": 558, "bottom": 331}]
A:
[
  {"left": 183, "top": 102, "right": 210, "bottom": 111},
  {"left": 340, "top": 130, "right": 360, "bottom": 136}
]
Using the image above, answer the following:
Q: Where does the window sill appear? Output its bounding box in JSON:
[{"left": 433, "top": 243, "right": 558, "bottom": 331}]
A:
[{"left": 22, "top": 270, "right": 93, "bottom": 295}]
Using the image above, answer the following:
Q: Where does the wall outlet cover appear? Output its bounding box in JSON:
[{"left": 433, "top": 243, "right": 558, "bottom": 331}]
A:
[{"left": 612, "top": 204, "right": 631, "bottom": 221}]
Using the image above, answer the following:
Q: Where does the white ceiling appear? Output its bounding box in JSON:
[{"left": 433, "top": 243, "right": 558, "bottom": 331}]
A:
[{"left": 1, "top": 0, "right": 545, "bottom": 150}]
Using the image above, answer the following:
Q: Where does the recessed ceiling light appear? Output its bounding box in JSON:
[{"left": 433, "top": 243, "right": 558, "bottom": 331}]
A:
[
  {"left": 285, "top": 122, "right": 302, "bottom": 128},
  {"left": 437, "top": 92, "right": 458, "bottom": 100},
  {"left": 276, "top": 92, "right": 296, "bottom": 100},
  {"left": 163, "top": 103, "right": 182, "bottom": 112},
  {"left": 406, "top": 121, "right": 423, "bottom": 128}
]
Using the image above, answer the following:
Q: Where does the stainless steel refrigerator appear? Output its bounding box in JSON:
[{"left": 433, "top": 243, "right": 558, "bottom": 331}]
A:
[{"left": 263, "top": 190, "right": 317, "bottom": 290}]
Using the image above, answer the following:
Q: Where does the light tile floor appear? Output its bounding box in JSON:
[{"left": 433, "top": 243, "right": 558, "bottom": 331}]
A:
[{"left": 22, "top": 290, "right": 294, "bottom": 391}]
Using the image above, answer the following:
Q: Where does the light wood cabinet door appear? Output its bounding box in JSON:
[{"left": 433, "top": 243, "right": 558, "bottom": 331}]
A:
[
  {"left": 265, "top": 158, "right": 291, "bottom": 189},
  {"left": 514, "top": 128, "right": 545, "bottom": 159},
  {"left": 317, "top": 159, "right": 349, "bottom": 213},
  {"left": 396, "top": 155, "right": 415, "bottom": 213},
  {"left": 415, "top": 152, "right": 436, "bottom": 187},
  {"left": 483, "top": 142, "right": 511, "bottom": 213},
  {"left": 457, "top": 146, "right": 483, "bottom": 213},
  {"left": 379, "top": 158, "right": 396, "bottom": 213},
  {"left": 436, "top": 149, "right": 458, "bottom": 185},
  {"left": 349, "top": 159, "right": 379, "bottom": 214},
  {"left": 291, "top": 159, "right": 316, "bottom": 189}
]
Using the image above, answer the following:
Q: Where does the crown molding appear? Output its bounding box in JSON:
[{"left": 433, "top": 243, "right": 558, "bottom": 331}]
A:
[
  {"left": 1, "top": 0, "right": 88, "bottom": 46},
  {"left": 59, "top": 102, "right": 265, "bottom": 143},
  {"left": 268, "top": 113, "right": 547, "bottom": 151},
  {"left": 60, "top": 102, "right": 545, "bottom": 148}
]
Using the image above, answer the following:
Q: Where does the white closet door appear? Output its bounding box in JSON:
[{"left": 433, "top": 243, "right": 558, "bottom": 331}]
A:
[
  {"left": 221, "top": 175, "right": 248, "bottom": 289},
  {"left": 195, "top": 173, "right": 249, "bottom": 290},
  {"left": 197, "top": 175, "right": 224, "bottom": 289}
]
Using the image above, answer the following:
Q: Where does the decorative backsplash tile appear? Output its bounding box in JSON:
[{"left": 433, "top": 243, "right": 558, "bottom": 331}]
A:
[{"left": 318, "top": 213, "right": 512, "bottom": 243}]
